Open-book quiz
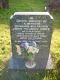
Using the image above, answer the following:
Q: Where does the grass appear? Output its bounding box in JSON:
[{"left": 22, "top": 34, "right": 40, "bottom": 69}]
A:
[
  {"left": 0, "top": 0, "right": 60, "bottom": 80},
  {"left": 0, "top": 0, "right": 47, "bottom": 23},
  {"left": 51, "top": 29, "right": 60, "bottom": 64}
]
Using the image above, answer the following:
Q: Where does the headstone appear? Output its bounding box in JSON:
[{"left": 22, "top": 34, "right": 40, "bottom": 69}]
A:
[
  {"left": 9, "top": 12, "right": 53, "bottom": 70},
  {"left": 46, "top": 0, "right": 60, "bottom": 11}
]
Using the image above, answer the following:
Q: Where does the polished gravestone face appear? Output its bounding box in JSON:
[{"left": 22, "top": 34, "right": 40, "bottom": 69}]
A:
[
  {"left": 46, "top": 0, "right": 60, "bottom": 11},
  {"left": 9, "top": 12, "right": 53, "bottom": 69}
]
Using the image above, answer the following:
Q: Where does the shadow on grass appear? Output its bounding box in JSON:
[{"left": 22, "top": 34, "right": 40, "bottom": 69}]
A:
[
  {"left": 8, "top": 69, "right": 46, "bottom": 80},
  {"left": 0, "top": 60, "right": 9, "bottom": 80},
  {"left": 45, "top": 60, "right": 60, "bottom": 80},
  {"left": 55, "top": 60, "right": 60, "bottom": 80},
  {"left": 0, "top": 58, "right": 45, "bottom": 80},
  {"left": 0, "top": 58, "right": 60, "bottom": 80},
  {"left": 56, "top": 60, "right": 60, "bottom": 69},
  {"left": 8, "top": 69, "right": 60, "bottom": 80}
]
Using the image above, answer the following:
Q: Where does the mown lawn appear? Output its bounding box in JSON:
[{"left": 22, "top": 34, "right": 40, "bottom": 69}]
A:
[{"left": 0, "top": 0, "right": 60, "bottom": 80}]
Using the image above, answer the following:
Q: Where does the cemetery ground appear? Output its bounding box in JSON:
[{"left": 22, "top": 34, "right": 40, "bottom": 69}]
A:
[{"left": 0, "top": 0, "right": 60, "bottom": 80}]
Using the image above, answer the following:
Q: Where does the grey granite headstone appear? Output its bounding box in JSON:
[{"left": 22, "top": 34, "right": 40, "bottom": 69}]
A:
[
  {"left": 45, "top": 0, "right": 60, "bottom": 11},
  {"left": 9, "top": 12, "right": 53, "bottom": 70}
]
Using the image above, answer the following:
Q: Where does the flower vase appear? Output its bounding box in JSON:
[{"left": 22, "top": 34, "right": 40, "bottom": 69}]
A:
[{"left": 25, "top": 54, "right": 36, "bottom": 68}]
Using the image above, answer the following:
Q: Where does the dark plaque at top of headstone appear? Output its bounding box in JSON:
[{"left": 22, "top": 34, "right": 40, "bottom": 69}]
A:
[
  {"left": 46, "top": 0, "right": 60, "bottom": 11},
  {"left": 9, "top": 12, "right": 53, "bottom": 69}
]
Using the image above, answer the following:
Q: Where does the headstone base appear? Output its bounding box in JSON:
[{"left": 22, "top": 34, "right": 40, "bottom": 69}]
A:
[
  {"left": 8, "top": 54, "right": 53, "bottom": 69},
  {"left": 8, "top": 54, "right": 53, "bottom": 80}
]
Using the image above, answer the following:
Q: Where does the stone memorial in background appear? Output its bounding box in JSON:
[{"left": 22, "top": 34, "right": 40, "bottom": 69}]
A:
[
  {"left": 0, "top": 0, "right": 9, "bottom": 9},
  {"left": 9, "top": 12, "right": 53, "bottom": 70},
  {"left": 46, "top": 0, "right": 60, "bottom": 11}
]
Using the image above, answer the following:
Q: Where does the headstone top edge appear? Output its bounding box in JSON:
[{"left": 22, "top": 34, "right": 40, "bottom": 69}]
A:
[
  {"left": 14, "top": 12, "right": 50, "bottom": 15},
  {"left": 10, "top": 12, "right": 53, "bottom": 20},
  {"left": 49, "top": 14, "right": 54, "bottom": 20},
  {"left": 10, "top": 15, "right": 14, "bottom": 20}
]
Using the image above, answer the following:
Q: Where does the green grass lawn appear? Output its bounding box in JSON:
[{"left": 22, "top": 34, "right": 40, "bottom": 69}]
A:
[{"left": 0, "top": 0, "right": 60, "bottom": 80}]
